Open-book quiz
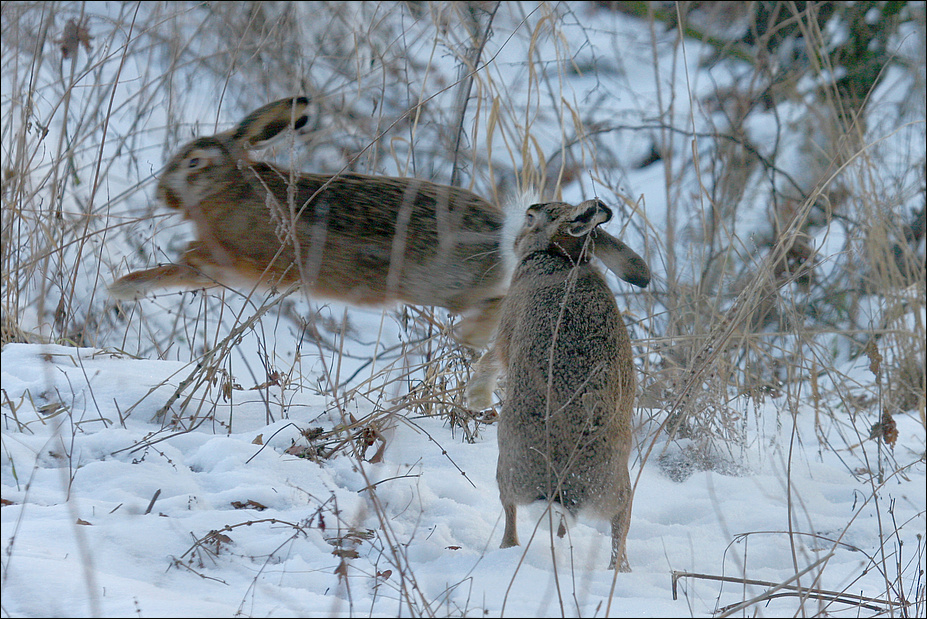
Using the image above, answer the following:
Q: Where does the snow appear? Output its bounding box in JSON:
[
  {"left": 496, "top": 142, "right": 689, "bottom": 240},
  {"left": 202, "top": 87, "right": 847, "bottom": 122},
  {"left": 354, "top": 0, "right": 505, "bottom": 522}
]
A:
[{"left": 2, "top": 339, "right": 923, "bottom": 617}]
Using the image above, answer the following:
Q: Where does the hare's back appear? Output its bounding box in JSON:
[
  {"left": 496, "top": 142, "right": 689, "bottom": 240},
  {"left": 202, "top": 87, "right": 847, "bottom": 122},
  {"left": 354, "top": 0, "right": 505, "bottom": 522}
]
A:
[
  {"left": 295, "top": 172, "right": 502, "bottom": 238},
  {"left": 261, "top": 169, "right": 506, "bottom": 307}
]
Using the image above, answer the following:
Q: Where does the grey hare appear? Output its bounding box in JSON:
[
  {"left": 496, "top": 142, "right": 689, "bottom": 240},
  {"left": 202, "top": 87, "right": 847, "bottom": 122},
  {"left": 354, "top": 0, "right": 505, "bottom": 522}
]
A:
[
  {"left": 108, "top": 97, "right": 507, "bottom": 347},
  {"left": 466, "top": 198, "right": 649, "bottom": 570}
]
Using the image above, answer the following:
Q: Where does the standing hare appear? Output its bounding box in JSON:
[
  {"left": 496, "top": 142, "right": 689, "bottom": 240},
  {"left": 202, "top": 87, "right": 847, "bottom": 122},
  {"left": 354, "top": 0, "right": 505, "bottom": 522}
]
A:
[
  {"left": 466, "top": 198, "right": 649, "bottom": 571},
  {"left": 109, "top": 97, "right": 507, "bottom": 347}
]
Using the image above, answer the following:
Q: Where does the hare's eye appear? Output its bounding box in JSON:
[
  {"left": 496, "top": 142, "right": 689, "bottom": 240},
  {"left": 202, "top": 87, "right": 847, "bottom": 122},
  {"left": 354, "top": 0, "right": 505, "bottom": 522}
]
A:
[{"left": 187, "top": 157, "right": 201, "bottom": 169}]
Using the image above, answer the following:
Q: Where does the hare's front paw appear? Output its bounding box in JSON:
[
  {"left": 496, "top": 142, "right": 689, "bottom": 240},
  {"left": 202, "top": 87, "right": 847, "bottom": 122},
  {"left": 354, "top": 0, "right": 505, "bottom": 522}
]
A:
[
  {"left": 108, "top": 270, "right": 160, "bottom": 300},
  {"left": 108, "top": 264, "right": 214, "bottom": 300}
]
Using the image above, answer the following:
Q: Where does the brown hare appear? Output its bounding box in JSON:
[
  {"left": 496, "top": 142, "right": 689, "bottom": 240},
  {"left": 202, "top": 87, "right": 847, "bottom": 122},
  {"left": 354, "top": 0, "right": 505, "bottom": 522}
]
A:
[
  {"left": 466, "top": 198, "right": 649, "bottom": 571},
  {"left": 108, "top": 97, "right": 508, "bottom": 347}
]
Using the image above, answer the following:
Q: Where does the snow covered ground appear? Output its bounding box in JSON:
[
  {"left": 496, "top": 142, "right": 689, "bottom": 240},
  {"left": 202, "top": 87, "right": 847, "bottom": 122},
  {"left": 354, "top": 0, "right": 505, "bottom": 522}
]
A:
[{"left": 2, "top": 335, "right": 923, "bottom": 617}]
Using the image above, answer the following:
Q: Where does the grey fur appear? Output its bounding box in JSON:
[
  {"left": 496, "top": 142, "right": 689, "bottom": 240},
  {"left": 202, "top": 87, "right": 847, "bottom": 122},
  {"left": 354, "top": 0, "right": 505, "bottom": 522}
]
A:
[{"left": 466, "top": 199, "right": 649, "bottom": 570}]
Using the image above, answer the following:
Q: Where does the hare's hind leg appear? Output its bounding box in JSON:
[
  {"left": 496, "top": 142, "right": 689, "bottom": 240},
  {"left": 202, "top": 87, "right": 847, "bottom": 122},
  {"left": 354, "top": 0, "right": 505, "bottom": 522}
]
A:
[
  {"left": 454, "top": 295, "right": 504, "bottom": 349},
  {"left": 465, "top": 344, "right": 502, "bottom": 410},
  {"left": 608, "top": 471, "right": 633, "bottom": 572},
  {"left": 501, "top": 502, "right": 519, "bottom": 549},
  {"left": 609, "top": 513, "right": 631, "bottom": 572}
]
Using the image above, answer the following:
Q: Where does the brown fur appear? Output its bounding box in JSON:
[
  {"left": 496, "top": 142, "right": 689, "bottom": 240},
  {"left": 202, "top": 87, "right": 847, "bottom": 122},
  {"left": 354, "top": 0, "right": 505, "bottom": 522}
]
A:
[
  {"left": 466, "top": 199, "right": 649, "bottom": 570},
  {"left": 111, "top": 99, "right": 651, "bottom": 348},
  {"left": 109, "top": 97, "right": 506, "bottom": 347}
]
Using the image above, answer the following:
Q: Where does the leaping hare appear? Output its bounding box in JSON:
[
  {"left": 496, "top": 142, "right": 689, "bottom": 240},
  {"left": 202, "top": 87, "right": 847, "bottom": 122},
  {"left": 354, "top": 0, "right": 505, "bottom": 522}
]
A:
[
  {"left": 109, "top": 97, "right": 507, "bottom": 347},
  {"left": 466, "top": 198, "right": 649, "bottom": 571}
]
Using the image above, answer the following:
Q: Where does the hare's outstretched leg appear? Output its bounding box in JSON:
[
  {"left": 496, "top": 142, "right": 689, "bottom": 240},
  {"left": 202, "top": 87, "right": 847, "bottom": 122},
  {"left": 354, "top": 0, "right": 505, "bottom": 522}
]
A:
[
  {"left": 108, "top": 243, "right": 220, "bottom": 299},
  {"left": 455, "top": 295, "right": 503, "bottom": 349},
  {"left": 465, "top": 344, "right": 502, "bottom": 410}
]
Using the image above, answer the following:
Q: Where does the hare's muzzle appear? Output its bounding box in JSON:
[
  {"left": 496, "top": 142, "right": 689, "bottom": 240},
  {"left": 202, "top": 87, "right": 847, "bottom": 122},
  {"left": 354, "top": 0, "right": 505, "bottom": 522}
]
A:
[{"left": 156, "top": 181, "right": 183, "bottom": 211}]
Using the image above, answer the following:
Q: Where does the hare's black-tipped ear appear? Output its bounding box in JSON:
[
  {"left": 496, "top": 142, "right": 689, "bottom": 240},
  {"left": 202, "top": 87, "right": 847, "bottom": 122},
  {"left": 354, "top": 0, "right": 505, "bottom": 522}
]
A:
[
  {"left": 594, "top": 231, "right": 651, "bottom": 288},
  {"left": 567, "top": 199, "right": 612, "bottom": 237},
  {"left": 231, "top": 96, "right": 310, "bottom": 147}
]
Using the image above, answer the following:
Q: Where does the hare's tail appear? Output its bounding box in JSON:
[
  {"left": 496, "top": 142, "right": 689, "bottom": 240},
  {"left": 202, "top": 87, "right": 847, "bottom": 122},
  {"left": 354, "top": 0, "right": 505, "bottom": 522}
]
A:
[{"left": 500, "top": 189, "right": 539, "bottom": 282}]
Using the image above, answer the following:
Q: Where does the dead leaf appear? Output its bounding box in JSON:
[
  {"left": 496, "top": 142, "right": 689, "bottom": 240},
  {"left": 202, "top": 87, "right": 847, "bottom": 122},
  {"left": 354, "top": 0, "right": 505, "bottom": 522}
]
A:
[
  {"left": 204, "top": 531, "right": 233, "bottom": 548},
  {"left": 868, "top": 409, "right": 898, "bottom": 447},
  {"left": 301, "top": 427, "right": 324, "bottom": 441},
  {"left": 334, "top": 559, "right": 349, "bottom": 582},
  {"left": 285, "top": 443, "right": 321, "bottom": 459},
  {"left": 57, "top": 19, "right": 92, "bottom": 60},
  {"left": 331, "top": 547, "right": 360, "bottom": 559},
  {"left": 250, "top": 371, "right": 283, "bottom": 390},
  {"left": 864, "top": 340, "right": 883, "bottom": 378},
  {"left": 37, "top": 401, "right": 67, "bottom": 416},
  {"left": 230, "top": 499, "right": 267, "bottom": 511}
]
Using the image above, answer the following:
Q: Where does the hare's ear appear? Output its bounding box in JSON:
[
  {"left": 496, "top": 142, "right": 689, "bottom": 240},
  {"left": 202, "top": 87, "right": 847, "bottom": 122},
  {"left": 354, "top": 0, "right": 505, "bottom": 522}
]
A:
[
  {"left": 230, "top": 97, "right": 310, "bottom": 148},
  {"left": 567, "top": 199, "right": 612, "bottom": 237},
  {"left": 594, "top": 231, "right": 651, "bottom": 288}
]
